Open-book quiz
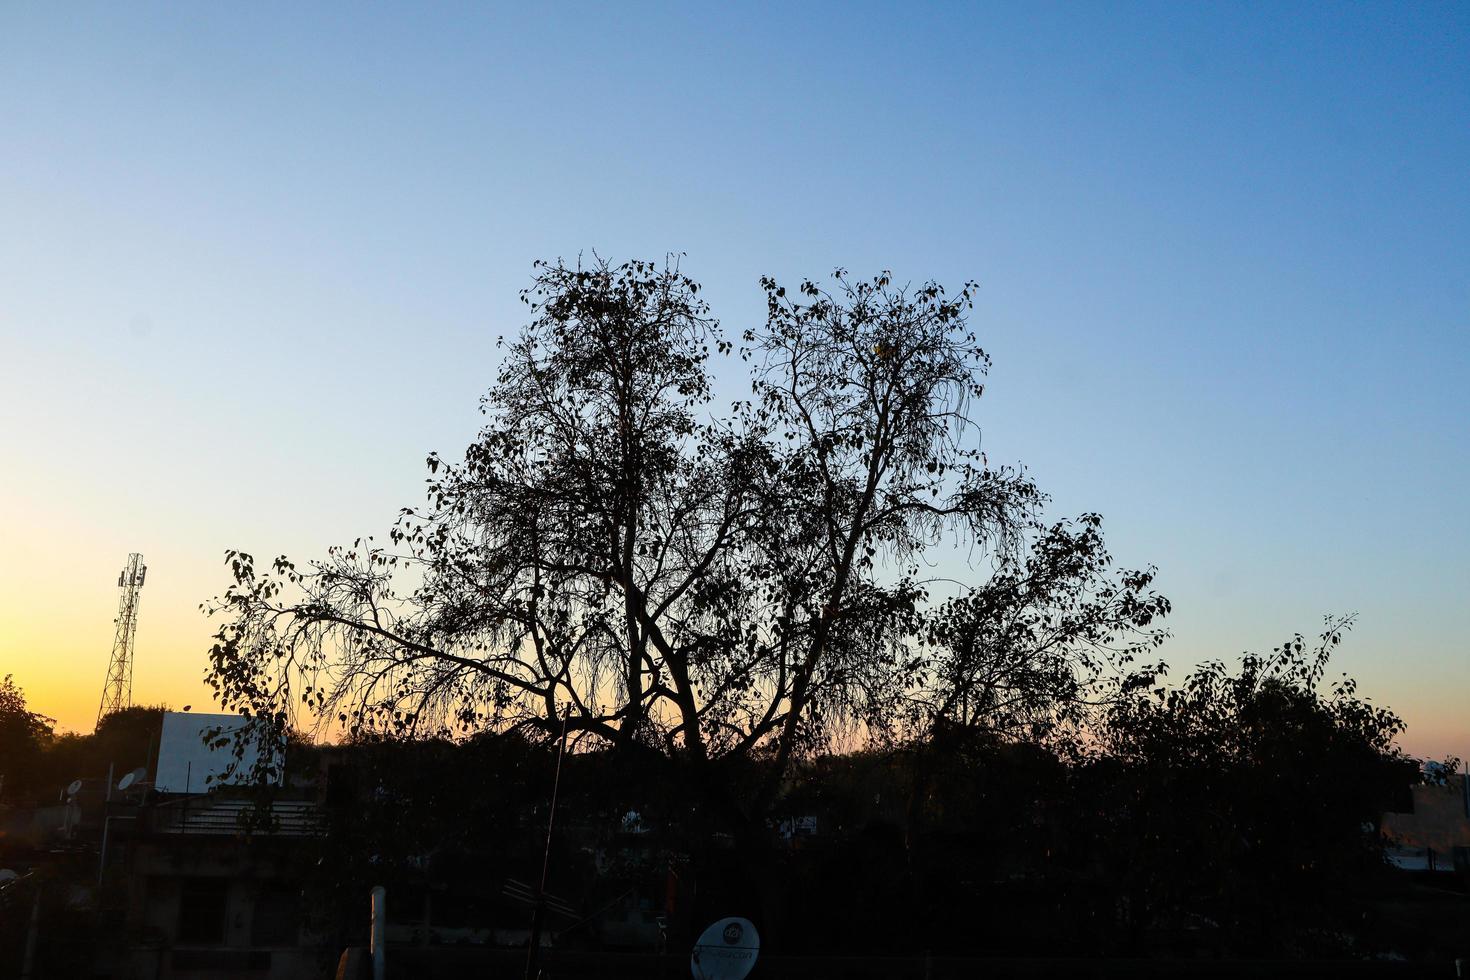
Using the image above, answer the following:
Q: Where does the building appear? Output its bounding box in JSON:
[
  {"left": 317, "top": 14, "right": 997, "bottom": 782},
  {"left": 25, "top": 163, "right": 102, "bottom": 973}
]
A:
[
  {"left": 1383, "top": 771, "right": 1470, "bottom": 874},
  {"left": 114, "top": 795, "right": 324, "bottom": 979}
]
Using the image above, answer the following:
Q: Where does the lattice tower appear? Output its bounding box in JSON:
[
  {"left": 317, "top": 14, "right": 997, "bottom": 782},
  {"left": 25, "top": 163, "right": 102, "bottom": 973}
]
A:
[{"left": 97, "top": 553, "right": 146, "bottom": 728}]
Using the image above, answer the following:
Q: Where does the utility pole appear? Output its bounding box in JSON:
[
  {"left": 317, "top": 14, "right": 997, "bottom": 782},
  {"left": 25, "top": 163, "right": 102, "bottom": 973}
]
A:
[
  {"left": 97, "top": 553, "right": 146, "bottom": 728},
  {"left": 524, "top": 707, "right": 571, "bottom": 980},
  {"left": 20, "top": 879, "right": 41, "bottom": 980}
]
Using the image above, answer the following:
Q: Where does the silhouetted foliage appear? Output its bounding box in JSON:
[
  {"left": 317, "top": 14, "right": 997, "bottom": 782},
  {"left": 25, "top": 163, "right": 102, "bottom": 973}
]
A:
[
  {"left": 762, "top": 623, "right": 1427, "bottom": 959},
  {"left": 0, "top": 624, "right": 1408, "bottom": 964},
  {"left": 911, "top": 514, "right": 1169, "bottom": 743},
  {"left": 25, "top": 705, "right": 166, "bottom": 807},
  {"left": 1072, "top": 616, "right": 1423, "bottom": 956},
  {"left": 0, "top": 675, "right": 53, "bottom": 802},
  {"left": 182, "top": 256, "right": 1449, "bottom": 962},
  {"left": 0, "top": 691, "right": 168, "bottom": 806},
  {"left": 203, "top": 257, "right": 1163, "bottom": 812}
]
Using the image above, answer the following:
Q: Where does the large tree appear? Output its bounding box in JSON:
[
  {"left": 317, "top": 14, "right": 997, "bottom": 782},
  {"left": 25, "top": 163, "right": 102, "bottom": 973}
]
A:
[{"left": 205, "top": 257, "right": 1160, "bottom": 807}]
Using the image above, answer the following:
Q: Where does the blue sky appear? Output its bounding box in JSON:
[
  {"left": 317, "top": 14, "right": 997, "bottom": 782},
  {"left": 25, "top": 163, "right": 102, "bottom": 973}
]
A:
[{"left": 1, "top": 2, "right": 1466, "bottom": 754}]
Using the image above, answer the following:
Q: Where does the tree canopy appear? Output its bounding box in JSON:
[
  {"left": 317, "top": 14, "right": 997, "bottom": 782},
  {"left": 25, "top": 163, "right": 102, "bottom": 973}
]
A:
[
  {"left": 1075, "top": 616, "right": 1430, "bottom": 954},
  {"left": 0, "top": 674, "right": 54, "bottom": 801},
  {"left": 204, "top": 257, "right": 1168, "bottom": 802}
]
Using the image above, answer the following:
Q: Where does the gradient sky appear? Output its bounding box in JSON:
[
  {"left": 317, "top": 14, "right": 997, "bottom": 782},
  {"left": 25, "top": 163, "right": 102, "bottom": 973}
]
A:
[{"left": 1, "top": 3, "right": 1465, "bottom": 758}]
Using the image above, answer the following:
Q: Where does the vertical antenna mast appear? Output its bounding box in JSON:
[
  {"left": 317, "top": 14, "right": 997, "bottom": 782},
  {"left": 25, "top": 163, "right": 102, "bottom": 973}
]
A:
[{"left": 97, "top": 553, "right": 146, "bottom": 728}]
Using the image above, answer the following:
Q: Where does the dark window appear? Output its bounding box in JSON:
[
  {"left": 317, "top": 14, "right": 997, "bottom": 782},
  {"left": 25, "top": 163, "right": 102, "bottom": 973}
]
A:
[
  {"left": 177, "top": 878, "right": 229, "bottom": 945},
  {"left": 250, "top": 884, "right": 301, "bottom": 947},
  {"left": 1386, "top": 784, "right": 1414, "bottom": 814},
  {"left": 324, "top": 762, "right": 359, "bottom": 807}
]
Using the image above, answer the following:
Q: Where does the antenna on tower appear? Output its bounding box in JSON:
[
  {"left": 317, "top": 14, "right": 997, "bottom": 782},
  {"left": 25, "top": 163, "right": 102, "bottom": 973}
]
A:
[{"left": 97, "top": 553, "right": 146, "bottom": 729}]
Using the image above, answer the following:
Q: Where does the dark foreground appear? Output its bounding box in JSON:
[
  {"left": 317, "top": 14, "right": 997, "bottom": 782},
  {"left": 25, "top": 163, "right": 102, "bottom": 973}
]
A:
[{"left": 334, "top": 948, "right": 1464, "bottom": 980}]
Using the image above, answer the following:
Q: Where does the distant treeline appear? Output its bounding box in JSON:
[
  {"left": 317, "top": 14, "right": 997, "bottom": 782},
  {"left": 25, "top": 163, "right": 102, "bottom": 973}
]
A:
[{"left": 0, "top": 678, "right": 161, "bottom": 805}]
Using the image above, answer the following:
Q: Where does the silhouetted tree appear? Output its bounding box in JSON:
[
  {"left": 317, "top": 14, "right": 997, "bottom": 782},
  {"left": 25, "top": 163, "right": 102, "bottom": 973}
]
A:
[
  {"left": 0, "top": 675, "right": 54, "bottom": 803},
  {"left": 203, "top": 257, "right": 1156, "bottom": 822},
  {"left": 1082, "top": 615, "right": 1420, "bottom": 955},
  {"left": 33, "top": 706, "right": 166, "bottom": 800}
]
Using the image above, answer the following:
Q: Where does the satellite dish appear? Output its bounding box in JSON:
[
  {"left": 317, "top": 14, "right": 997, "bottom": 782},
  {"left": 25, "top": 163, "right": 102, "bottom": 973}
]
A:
[
  {"left": 117, "top": 767, "right": 148, "bottom": 792},
  {"left": 66, "top": 779, "right": 84, "bottom": 797},
  {"left": 0, "top": 869, "right": 18, "bottom": 884},
  {"left": 690, "top": 916, "right": 759, "bottom": 980}
]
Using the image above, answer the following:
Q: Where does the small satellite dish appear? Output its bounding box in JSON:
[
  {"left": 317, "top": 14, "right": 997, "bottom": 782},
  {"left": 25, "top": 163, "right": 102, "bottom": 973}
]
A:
[
  {"left": 182, "top": 705, "right": 192, "bottom": 712},
  {"left": 690, "top": 916, "right": 759, "bottom": 980},
  {"left": 117, "top": 767, "right": 148, "bottom": 792},
  {"left": 66, "top": 779, "right": 84, "bottom": 797}
]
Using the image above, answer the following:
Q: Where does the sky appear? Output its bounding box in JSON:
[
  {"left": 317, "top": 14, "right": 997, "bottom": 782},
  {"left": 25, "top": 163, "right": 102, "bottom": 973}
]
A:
[{"left": 1, "top": 2, "right": 1465, "bottom": 759}]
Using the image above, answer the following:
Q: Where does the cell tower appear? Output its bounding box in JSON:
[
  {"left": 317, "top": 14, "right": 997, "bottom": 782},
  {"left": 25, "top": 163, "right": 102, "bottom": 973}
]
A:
[{"left": 97, "top": 553, "right": 146, "bottom": 728}]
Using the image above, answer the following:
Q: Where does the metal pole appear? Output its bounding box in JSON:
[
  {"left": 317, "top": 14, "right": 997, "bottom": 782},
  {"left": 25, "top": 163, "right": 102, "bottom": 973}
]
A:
[
  {"left": 99, "top": 817, "right": 112, "bottom": 887},
  {"left": 98, "top": 816, "right": 136, "bottom": 887},
  {"left": 524, "top": 707, "right": 571, "bottom": 980},
  {"left": 370, "top": 885, "right": 387, "bottom": 980},
  {"left": 20, "top": 881, "right": 41, "bottom": 980},
  {"left": 182, "top": 761, "right": 191, "bottom": 834}
]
